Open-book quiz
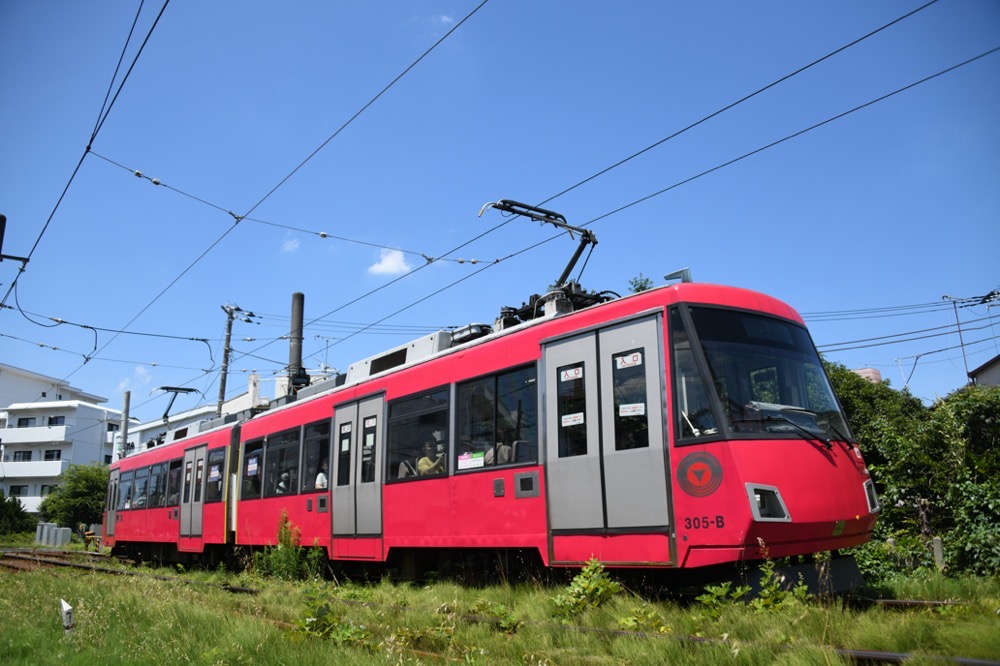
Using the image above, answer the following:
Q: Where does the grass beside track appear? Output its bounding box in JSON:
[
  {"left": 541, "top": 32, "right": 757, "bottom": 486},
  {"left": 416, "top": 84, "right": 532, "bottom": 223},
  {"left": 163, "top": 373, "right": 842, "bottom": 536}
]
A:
[{"left": 0, "top": 557, "right": 997, "bottom": 665}]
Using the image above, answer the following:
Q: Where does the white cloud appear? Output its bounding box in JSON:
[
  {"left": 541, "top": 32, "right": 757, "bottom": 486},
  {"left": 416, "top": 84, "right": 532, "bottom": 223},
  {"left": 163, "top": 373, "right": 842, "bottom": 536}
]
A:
[
  {"left": 282, "top": 238, "right": 300, "bottom": 253},
  {"left": 368, "top": 249, "right": 412, "bottom": 275},
  {"left": 117, "top": 365, "right": 152, "bottom": 393},
  {"left": 437, "top": 14, "right": 454, "bottom": 25}
]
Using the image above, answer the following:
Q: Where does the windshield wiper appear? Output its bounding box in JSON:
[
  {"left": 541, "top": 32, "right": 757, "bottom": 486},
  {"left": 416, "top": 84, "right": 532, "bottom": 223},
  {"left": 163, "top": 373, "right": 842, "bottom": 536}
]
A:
[
  {"left": 781, "top": 406, "right": 855, "bottom": 448},
  {"left": 816, "top": 413, "right": 853, "bottom": 447},
  {"left": 732, "top": 415, "right": 832, "bottom": 449}
]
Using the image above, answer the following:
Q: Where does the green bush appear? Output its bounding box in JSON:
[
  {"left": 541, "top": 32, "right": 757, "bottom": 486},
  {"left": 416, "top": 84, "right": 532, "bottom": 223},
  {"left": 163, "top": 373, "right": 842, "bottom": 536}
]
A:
[
  {"left": 826, "top": 362, "right": 1000, "bottom": 580},
  {"left": 0, "top": 490, "right": 37, "bottom": 535},
  {"left": 37, "top": 463, "right": 108, "bottom": 527},
  {"left": 551, "top": 558, "right": 622, "bottom": 619},
  {"left": 252, "top": 511, "right": 327, "bottom": 581}
]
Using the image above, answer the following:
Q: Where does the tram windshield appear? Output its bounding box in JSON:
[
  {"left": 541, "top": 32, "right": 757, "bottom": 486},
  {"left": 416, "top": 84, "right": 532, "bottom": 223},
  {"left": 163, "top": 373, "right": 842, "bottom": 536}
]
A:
[{"left": 686, "top": 306, "right": 853, "bottom": 442}]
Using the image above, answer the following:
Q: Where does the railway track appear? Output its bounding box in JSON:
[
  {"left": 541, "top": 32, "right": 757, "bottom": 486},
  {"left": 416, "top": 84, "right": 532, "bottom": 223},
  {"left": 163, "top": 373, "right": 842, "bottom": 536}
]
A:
[
  {"left": 3, "top": 549, "right": 992, "bottom": 665},
  {"left": 0, "top": 548, "right": 257, "bottom": 594}
]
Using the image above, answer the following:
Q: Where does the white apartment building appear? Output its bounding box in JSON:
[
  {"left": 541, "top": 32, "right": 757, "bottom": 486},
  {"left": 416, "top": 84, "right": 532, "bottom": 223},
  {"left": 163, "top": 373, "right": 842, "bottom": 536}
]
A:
[{"left": 0, "top": 363, "right": 119, "bottom": 513}]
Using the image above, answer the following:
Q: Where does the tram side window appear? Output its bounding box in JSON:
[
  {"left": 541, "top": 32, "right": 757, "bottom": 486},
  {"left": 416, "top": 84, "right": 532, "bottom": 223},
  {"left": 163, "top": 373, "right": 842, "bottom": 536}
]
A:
[
  {"left": 612, "top": 349, "right": 649, "bottom": 450},
  {"left": 361, "top": 416, "right": 377, "bottom": 483},
  {"left": 386, "top": 389, "right": 449, "bottom": 481},
  {"left": 301, "top": 420, "right": 331, "bottom": 492},
  {"left": 148, "top": 462, "right": 167, "bottom": 508},
  {"left": 264, "top": 428, "right": 300, "bottom": 497},
  {"left": 455, "top": 365, "right": 538, "bottom": 470},
  {"left": 241, "top": 440, "right": 263, "bottom": 500},
  {"left": 166, "top": 459, "right": 183, "bottom": 505},
  {"left": 336, "top": 422, "right": 352, "bottom": 487},
  {"left": 133, "top": 467, "right": 150, "bottom": 509},
  {"left": 193, "top": 457, "right": 205, "bottom": 503},
  {"left": 205, "top": 449, "right": 226, "bottom": 503},
  {"left": 670, "top": 308, "right": 717, "bottom": 440},
  {"left": 117, "top": 471, "right": 134, "bottom": 511},
  {"left": 182, "top": 459, "right": 194, "bottom": 504},
  {"left": 557, "top": 363, "right": 588, "bottom": 457}
]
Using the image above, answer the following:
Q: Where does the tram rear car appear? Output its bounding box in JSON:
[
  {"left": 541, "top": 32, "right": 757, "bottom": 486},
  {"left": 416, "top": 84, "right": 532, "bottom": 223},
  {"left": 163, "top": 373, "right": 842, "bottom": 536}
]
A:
[
  {"left": 104, "top": 424, "right": 237, "bottom": 562},
  {"left": 103, "top": 283, "right": 879, "bottom": 573}
]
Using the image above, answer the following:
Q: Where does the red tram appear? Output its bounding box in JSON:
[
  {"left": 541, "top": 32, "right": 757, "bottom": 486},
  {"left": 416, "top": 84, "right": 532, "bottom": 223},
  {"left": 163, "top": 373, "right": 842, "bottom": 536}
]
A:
[{"left": 103, "top": 282, "right": 879, "bottom": 580}]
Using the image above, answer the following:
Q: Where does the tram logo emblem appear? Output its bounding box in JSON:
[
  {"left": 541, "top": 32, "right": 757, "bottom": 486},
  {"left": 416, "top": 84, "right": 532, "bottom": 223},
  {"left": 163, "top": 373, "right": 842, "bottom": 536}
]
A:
[{"left": 677, "top": 452, "right": 723, "bottom": 497}]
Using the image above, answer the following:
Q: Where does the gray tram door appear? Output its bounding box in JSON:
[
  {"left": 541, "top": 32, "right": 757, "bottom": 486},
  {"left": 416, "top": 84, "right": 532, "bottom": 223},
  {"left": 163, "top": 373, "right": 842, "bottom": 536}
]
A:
[
  {"left": 332, "top": 395, "right": 384, "bottom": 537},
  {"left": 179, "top": 444, "right": 208, "bottom": 538},
  {"left": 543, "top": 315, "right": 670, "bottom": 533},
  {"left": 106, "top": 469, "right": 120, "bottom": 537}
]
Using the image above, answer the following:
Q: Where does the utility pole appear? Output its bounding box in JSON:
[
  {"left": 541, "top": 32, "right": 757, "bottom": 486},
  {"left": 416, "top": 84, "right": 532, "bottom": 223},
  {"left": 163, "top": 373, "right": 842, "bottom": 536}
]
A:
[
  {"left": 217, "top": 304, "right": 257, "bottom": 415},
  {"left": 942, "top": 295, "right": 970, "bottom": 383},
  {"left": 217, "top": 305, "right": 238, "bottom": 416}
]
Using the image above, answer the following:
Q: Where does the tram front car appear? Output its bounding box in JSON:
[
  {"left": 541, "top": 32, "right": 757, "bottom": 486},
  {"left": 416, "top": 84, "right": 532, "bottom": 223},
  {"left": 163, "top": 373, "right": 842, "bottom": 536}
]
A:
[{"left": 666, "top": 292, "right": 879, "bottom": 579}]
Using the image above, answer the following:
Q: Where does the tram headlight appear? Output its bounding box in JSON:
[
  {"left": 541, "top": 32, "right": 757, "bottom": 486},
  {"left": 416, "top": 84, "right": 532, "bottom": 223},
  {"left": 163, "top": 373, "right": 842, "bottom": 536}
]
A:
[
  {"left": 745, "top": 483, "right": 791, "bottom": 522},
  {"left": 864, "top": 479, "right": 880, "bottom": 513}
]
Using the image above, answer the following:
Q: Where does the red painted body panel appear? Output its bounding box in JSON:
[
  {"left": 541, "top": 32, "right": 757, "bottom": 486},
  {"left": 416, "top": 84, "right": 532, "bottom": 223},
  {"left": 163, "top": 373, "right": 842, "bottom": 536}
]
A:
[
  {"left": 381, "top": 466, "right": 549, "bottom": 558},
  {"left": 551, "top": 534, "right": 672, "bottom": 566},
  {"left": 235, "top": 492, "right": 330, "bottom": 547},
  {"left": 670, "top": 440, "right": 876, "bottom": 567}
]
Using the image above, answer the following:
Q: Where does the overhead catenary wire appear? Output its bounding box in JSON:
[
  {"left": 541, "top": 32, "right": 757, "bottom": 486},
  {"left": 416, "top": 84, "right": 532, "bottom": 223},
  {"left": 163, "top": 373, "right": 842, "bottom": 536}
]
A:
[
  {"left": 0, "top": 332, "right": 211, "bottom": 372},
  {"left": 64, "top": 0, "right": 494, "bottom": 410},
  {"left": 76, "top": 0, "right": 937, "bottom": 374},
  {"left": 802, "top": 298, "right": 978, "bottom": 322},
  {"left": 816, "top": 315, "right": 994, "bottom": 350},
  {"left": 575, "top": 46, "right": 1000, "bottom": 231},
  {"left": 813, "top": 291, "right": 1000, "bottom": 389},
  {"left": 239, "top": 0, "right": 492, "bottom": 221},
  {"left": 536, "top": 0, "right": 941, "bottom": 207},
  {"left": 231, "top": 215, "right": 517, "bottom": 370},
  {"left": 311, "top": 43, "right": 1000, "bottom": 357},
  {"left": 219, "top": 45, "right": 1000, "bottom": 384},
  {"left": 63, "top": 0, "right": 942, "bottom": 398},
  {"left": 0, "top": 0, "right": 172, "bottom": 407},
  {"left": 816, "top": 321, "right": 997, "bottom": 353},
  {"left": 27, "top": 3, "right": 980, "bottom": 420},
  {"left": 62, "top": 3, "right": 492, "bottom": 418},
  {"left": 89, "top": 153, "right": 500, "bottom": 267},
  {"left": 895, "top": 335, "right": 1000, "bottom": 389},
  {"left": 0, "top": 0, "right": 171, "bottom": 312},
  {"left": 2, "top": 303, "right": 213, "bottom": 346}
]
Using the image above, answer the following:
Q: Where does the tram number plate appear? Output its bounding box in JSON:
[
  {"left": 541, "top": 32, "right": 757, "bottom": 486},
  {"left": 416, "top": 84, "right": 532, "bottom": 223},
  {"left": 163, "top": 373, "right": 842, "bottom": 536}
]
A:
[{"left": 683, "top": 515, "right": 725, "bottom": 530}]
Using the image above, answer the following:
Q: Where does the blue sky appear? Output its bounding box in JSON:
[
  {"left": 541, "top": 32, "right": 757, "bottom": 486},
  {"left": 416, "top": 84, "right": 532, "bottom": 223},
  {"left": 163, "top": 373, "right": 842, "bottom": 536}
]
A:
[{"left": 1, "top": 1, "right": 997, "bottom": 425}]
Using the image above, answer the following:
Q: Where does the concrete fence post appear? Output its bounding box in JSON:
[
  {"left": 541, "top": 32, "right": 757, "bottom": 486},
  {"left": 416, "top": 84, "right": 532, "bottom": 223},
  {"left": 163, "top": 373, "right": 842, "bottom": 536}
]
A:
[{"left": 932, "top": 536, "right": 945, "bottom": 570}]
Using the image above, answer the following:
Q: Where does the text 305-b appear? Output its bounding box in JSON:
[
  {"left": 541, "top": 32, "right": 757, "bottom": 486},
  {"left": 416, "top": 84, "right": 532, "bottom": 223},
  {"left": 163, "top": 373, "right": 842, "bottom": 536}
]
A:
[{"left": 683, "top": 515, "right": 725, "bottom": 530}]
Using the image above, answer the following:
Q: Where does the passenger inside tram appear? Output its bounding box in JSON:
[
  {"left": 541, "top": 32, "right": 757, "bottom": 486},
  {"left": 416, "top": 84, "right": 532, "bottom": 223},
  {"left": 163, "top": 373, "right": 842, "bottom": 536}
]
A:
[
  {"left": 484, "top": 428, "right": 514, "bottom": 465},
  {"left": 418, "top": 439, "right": 446, "bottom": 475},
  {"left": 315, "top": 459, "right": 328, "bottom": 489}
]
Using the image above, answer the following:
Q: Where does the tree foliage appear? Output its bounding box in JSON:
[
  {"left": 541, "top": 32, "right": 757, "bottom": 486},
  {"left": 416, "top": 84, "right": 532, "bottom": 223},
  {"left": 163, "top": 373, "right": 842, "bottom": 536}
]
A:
[
  {"left": 0, "top": 489, "right": 37, "bottom": 535},
  {"left": 628, "top": 273, "right": 654, "bottom": 293},
  {"left": 38, "top": 463, "right": 109, "bottom": 528},
  {"left": 825, "top": 361, "right": 1000, "bottom": 577}
]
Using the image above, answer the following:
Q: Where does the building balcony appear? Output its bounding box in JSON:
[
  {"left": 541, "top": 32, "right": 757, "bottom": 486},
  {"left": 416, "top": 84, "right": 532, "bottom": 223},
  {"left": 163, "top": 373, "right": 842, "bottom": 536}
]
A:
[
  {"left": 0, "top": 425, "right": 70, "bottom": 445},
  {"left": 10, "top": 495, "right": 43, "bottom": 513},
  {"left": 0, "top": 459, "right": 69, "bottom": 479}
]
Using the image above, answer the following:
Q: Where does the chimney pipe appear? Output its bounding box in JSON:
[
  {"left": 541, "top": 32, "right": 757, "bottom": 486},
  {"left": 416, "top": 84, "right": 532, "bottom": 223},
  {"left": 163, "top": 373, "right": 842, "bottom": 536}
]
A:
[{"left": 288, "top": 292, "right": 309, "bottom": 394}]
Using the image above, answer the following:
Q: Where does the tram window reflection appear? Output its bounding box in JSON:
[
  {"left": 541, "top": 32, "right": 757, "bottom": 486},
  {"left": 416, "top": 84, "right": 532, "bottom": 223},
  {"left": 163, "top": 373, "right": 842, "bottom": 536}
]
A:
[
  {"left": 455, "top": 365, "right": 537, "bottom": 471},
  {"left": 386, "top": 389, "right": 449, "bottom": 481}
]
